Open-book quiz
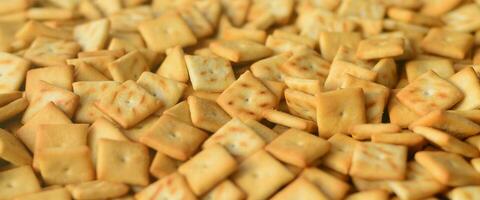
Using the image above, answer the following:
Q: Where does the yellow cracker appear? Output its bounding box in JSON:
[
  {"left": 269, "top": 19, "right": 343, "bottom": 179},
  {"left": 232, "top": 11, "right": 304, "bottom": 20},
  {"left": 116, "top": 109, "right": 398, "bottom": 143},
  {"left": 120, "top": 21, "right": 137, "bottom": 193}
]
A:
[
  {"left": 284, "top": 76, "right": 322, "bottom": 96},
  {"left": 272, "top": 30, "right": 316, "bottom": 48},
  {"left": 220, "top": 0, "right": 250, "bottom": 27},
  {"left": 95, "top": 80, "right": 162, "bottom": 128},
  {"left": 279, "top": 47, "right": 329, "bottom": 80},
  {"left": 396, "top": 70, "right": 463, "bottom": 115},
  {"left": 97, "top": 139, "right": 150, "bottom": 186},
  {"left": 387, "top": 89, "right": 420, "bottom": 128},
  {"left": 443, "top": 3, "right": 480, "bottom": 32},
  {"left": 187, "top": 96, "right": 231, "bottom": 133},
  {"left": 0, "top": 91, "right": 22, "bottom": 107},
  {"left": 192, "top": 0, "right": 221, "bottom": 27},
  {"left": 260, "top": 79, "right": 285, "bottom": 104},
  {"left": 87, "top": 117, "right": 128, "bottom": 165},
  {"left": 265, "top": 35, "right": 311, "bottom": 54},
  {"left": 67, "top": 55, "right": 116, "bottom": 79},
  {"left": 209, "top": 39, "right": 272, "bottom": 62},
  {"left": 202, "top": 179, "right": 246, "bottom": 200},
  {"left": 179, "top": 6, "right": 214, "bottom": 38},
  {"left": 73, "top": 81, "right": 120, "bottom": 124},
  {"left": 316, "top": 88, "right": 366, "bottom": 138},
  {"left": 387, "top": 7, "right": 442, "bottom": 26},
  {"left": 319, "top": 31, "right": 362, "bottom": 62},
  {"left": 421, "top": 0, "right": 462, "bottom": 17},
  {"left": 67, "top": 180, "right": 129, "bottom": 200},
  {"left": 124, "top": 116, "right": 159, "bottom": 142},
  {"left": 345, "top": 189, "right": 389, "bottom": 200},
  {"left": 0, "top": 52, "right": 29, "bottom": 93},
  {"left": 0, "top": 166, "right": 40, "bottom": 200},
  {"left": 24, "top": 37, "right": 80, "bottom": 67},
  {"left": 78, "top": 49, "right": 125, "bottom": 58},
  {"left": 372, "top": 58, "right": 397, "bottom": 89},
  {"left": 301, "top": 168, "right": 351, "bottom": 200},
  {"left": 248, "top": 0, "right": 293, "bottom": 25},
  {"left": 203, "top": 118, "right": 265, "bottom": 160},
  {"left": 74, "top": 63, "right": 109, "bottom": 81},
  {"left": 271, "top": 177, "right": 328, "bottom": 200},
  {"left": 137, "top": 72, "right": 187, "bottom": 110},
  {"left": 134, "top": 173, "right": 196, "bottom": 200},
  {"left": 0, "top": 128, "right": 31, "bottom": 166},
  {"left": 450, "top": 67, "right": 480, "bottom": 110},
  {"left": 149, "top": 152, "right": 182, "bottom": 179},
  {"left": 322, "top": 134, "right": 360, "bottom": 174},
  {"left": 415, "top": 151, "right": 480, "bottom": 186},
  {"left": 74, "top": 18, "right": 110, "bottom": 51},
  {"left": 16, "top": 187, "right": 71, "bottom": 200},
  {"left": 421, "top": 28, "right": 474, "bottom": 59},
  {"left": 221, "top": 26, "right": 267, "bottom": 43},
  {"left": 185, "top": 55, "right": 235, "bottom": 92},
  {"left": 337, "top": 0, "right": 385, "bottom": 20},
  {"left": 266, "top": 128, "right": 330, "bottom": 167},
  {"left": 108, "top": 50, "right": 149, "bottom": 82},
  {"left": 448, "top": 186, "right": 480, "bottom": 200},
  {"left": 250, "top": 52, "right": 291, "bottom": 82},
  {"left": 109, "top": 6, "right": 153, "bottom": 32},
  {"left": 156, "top": 46, "right": 189, "bottom": 83},
  {"left": 405, "top": 59, "right": 454, "bottom": 82},
  {"left": 371, "top": 132, "right": 426, "bottom": 148},
  {"left": 163, "top": 100, "right": 193, "bottom": 125},
  {"left": 232, "top": 150, "right": 295, "bottom": 200},
  {"left": 25, "top": 65, "right": 74, "bottom": 99},
  {"left": 350, "top": 123, "right": 401, "bottom": 140},
  {"left": 0, "top": 97, "right": 28, "bottom": 123},
  {"left": 138, "top": 12, "right": 197, "bottom": 52},
  {"left": 26, "top": 8, "right": 75, "bottom": 20},
  {"left": 243, "top": 118, "right": 278, "bottom": 143},
  {"left": 262, "top": 109, "right": 316, "bottom": 132},
  {"left": 356, "top": 37, "right": 405, "bottom": 60},
  {"left": 284, "top": 89, "right": 317, "bottom": 121},
  {"left": 409, "top": 110, "right": 480, "bottom": 139},
  {"left": 140, "top": 115, "right": 208, "bottom": 161}
]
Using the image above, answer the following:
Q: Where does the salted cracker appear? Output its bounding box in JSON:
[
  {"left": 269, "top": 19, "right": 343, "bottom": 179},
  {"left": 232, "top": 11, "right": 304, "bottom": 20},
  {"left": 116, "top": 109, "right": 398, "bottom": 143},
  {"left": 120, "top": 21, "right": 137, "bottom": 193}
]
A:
[
  {"left": 0, "top": 128, "right": 31, "bottom": 166},
  {"left": 137, "top": 72, "right": 187, "bottom": 110},
  {"left": 279, "top": 47, "right": 329, "bottom": 80},
  {"left": 0, "top": 97, "right": 28, "bottom": 123},
  {"left": 319, "top": 31, "right": 362, "bottom": 62},
  {"left": 0, "top": 52, "right": 29, "bottom": 93},
  {"left": 420, "top": 28, "right": 474, "bottom": 59},
  {"left": 262, "top": 109, "right": 316, "bottom": 132},
  {"left": 185, "top": 55, "right": 235, "bottom": 92},
  {"left": 187, "top": 95, "right": 231, "bottom": 133},
  {"left": 301, "top": 168, "right": 351, "bottom": 200},
  {"left": 0, "top": 166, "right": 40, "bottom": 200},
  {"left": 209, "top": 39, "right": 272, "bottom": 62},
  {"left": 67, "top": 180, "right": 129, "bottom": 200},
  {"left": 87, "top": 117, "right": 128, "bottom": 165},
  {"left": 271, "top": 177, "right": 328, "bottom": 200},
  {"left": 74, "top": 18, "right": 110, "bottom": 51},
  {"left": 134, "top": 173, "right": 196, "bottom": 200},
  {"left": 202, "top": 179, "right": 246, "bottom": 200},
  {"left": 155, "top": 46, "right": 189, "bottom": 83},
  {"left": 356, "top": 37, "right": 405, "bottom": 60},
  {"left": 405, "top": 59, "right": 454, "bottom": 82},
  {"left": 149, "top": 152, "right": 182, "bottom": 179},
  {"left": 350, "top": 123, "right": 401, "bottom": 140},
  {"left": 108, "top": 50, "right": 149, "bottom": 82},
  {"left": 24, "top": 37, "right": 80, "bottom": 67},
  {"left": 409, "top": 110, "right": 480, "bottom": 139},
  {"left": 25, "top": 65, "right": 74, "bottom": 99},
  {"left": 284, "top": 89, "right": 317, "bottom": 121},
  {"left": 73, "top": 81, "right": 120, "bottom": 124},
  {"left": 179, "top": 6, "right": 214, "bottom": 38},
  {"left": 450, "top": 67, "right": 480, "bottom": 110}
]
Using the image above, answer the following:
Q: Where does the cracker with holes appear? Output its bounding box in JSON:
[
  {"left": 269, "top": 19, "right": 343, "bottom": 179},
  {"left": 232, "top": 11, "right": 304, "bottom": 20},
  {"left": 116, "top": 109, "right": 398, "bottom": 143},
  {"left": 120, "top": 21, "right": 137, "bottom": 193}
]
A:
[
  {"left": 67, "top": 55, "right": 116, "bottom": 79},
  {"left": 388, "top": 89, "right": 420, "bottom": 128},
  {"left": 450, "top": 67, "right": 480, "bottom": 110},
  {"left": 243, "top": 118, "right": 278, "bottom": 143},
  {"left": 88, "top": 117, "right": 128, "bottom": 165},
  {"left": 185, "top": 55, "right": 235, "bottom": 92},
  {"left": 163, "top": 100, "right": 193, "bottom": 125},
  {"left": 203, "top": 118, "right": 265, "bottom": 160},
  {"left": 284, "top": 89, "right": 317, "bottom": 121},
  {"left": 202, "top": 179, "right": 246, "bottom": 200},
  {"left": 415, "top": 151, "right": 480, "bottom": 186},
  {"left": 396, "top": 70, "right": 463, "bottom": 115},
  {"left": 316, "top": 88, "right": 366, "bottom": 138},
  {"left": 280, "top": 47, "right": 329, "bottom": 80},
  {"left": 250, "top": 52, "right": 291, "bottom": 82},
  {"left": 0, "top": 128, "right": 32, "bottom": 166},
  {"left": 0, "top": 166, "right": 40, "bottom": 200},
  {"left": 97, "top": 139, "right": 150, "bottom": 186},
  {"left": 140, "top": 115, "right": 208, "bottom": 161},
  {"left": 73, "top": 81, "right": 120, "bottom": 124},
  {"left": 137, "top": 72, "right": 187, "bottom": 110},
  {"left": 284, "top": 76, "right": 323, "bottom": 95},
  {"left": 248, "top": 0, "right": 293, "bottom": 25},
  {"left": 124, "top": 116, "right": 159, "bottom": 142},
  {"left": 156, "top": 46, "right": 189, "bottom": 82},
  {"left": 217, "top": 71, "right": 277, "bottom": 121},
  {"left": 149, "top": 152, "right": 182, "bottom": 179},
  {"left": 263, "top": 109, "right": 317, "bottom": 132},
  {"left": 371, "top": 132, "right": 426, "bottom": 148},
  {"left": 265, "top": 35, "right": 310, "bottom": 54},
  {"left": 0, "top": 52, "right": 29, "bottom": 93},
  {"left": 0, "top": 97, "right": 28, "bottom": 123},
  {"left": 138, "top": 12, "right": 197, "bottom": 52},
  {"left": 187, "top": 96, "right": 231, "bottom": 133},
  {"left": 266, "top": 129, "right": 330, "bottom": 167},
  {"left": 209, "top": 39, "right": 272, "bottom": 62},
  {"left": 405, "top": 59, "right": 454, "bottom": 82},
  {"left": 108, "top": 50, "right": 149, "bottom": 82},
  {"left": 410, "top": 110, "right": 480, "bottom": 139},
  {"left": 134, "top": 173, "right": 196, "bottom": 200},
  {"left": 232, "top": 150, "right": 295, "bottom": 200},
  {"left": 24, "top": 37, "right": 80, "bottom": 67},
  {"left": 319, "top": 32, "right": 362, "bottom": 62},
  {"left": 322, "top": 134, "right": 360, "bottom": 174},
  {"left": 74, "top": 63, "right": 109, "bottom": 81},
  {"left": 412, "top": 126, "right": 479, "bottom": 158},
  {"left": 67, "top": 180, "right": 129, "bottom": 200},
  {"left": 220, "top": 0, "right": 250, "bottom": 27},
  {"left": 356, "top": 37, "right": 405, "bottom": 60},
  {"left": 342, "top": 75, "right": 390, "bottom": 123},
  {"left": 178, "top": 145, "right": 237, "bottom": 195},
  {"left": 37, "top": 146, "right": 95, "bottom": 185},
  {"left": 74, "top": 18, "right": 110, "bottom": 51},
  {"left": 349, "top": 142, "right": 407, "bottom": 180},
  {"left": 421, "top": 28, "right": 474, "bottom": 59},
  {"left": 95, "top": 80, "right": 162, "bottom": 128},
  {"left": 179, "top": 6, "right": 214, "bottom": 38},
  {"left": 350, "top": 123, "right": 401, "bottom": 140},
  {"left": 25, "top": 65, "right": 74, "bottom": 99},
  {"left": 271, "top": 177, "right": 328, "bottom": 200}
]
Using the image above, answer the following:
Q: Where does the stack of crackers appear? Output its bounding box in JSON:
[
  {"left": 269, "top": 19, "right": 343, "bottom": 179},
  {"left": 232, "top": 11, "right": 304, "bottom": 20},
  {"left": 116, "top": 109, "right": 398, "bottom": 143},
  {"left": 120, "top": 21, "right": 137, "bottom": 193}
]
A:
[{"left": 2, "top": 0, "right": 480, "bottom": 199}]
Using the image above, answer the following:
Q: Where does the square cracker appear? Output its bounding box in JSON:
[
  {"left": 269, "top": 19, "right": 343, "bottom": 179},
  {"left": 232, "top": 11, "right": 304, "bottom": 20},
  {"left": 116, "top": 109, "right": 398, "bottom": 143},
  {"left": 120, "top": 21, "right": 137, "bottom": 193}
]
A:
[
  {"left": 372, "top": 58, "right": 397, "bottom": 89},
  {"left": 388, "top": 89, "right": 420, "bottom": 128},
  {"left": 271, "top": 177, "right": 328, "bottom": 200},
  {"left": 322, "top": 134, "right": 360, "bottom": 174},
  {"left": 450, "top": 67, "right": 480, "bottom": 110},
  {"left": 396, "top": 70, "right": 463, "bottom": 115},
  {"left": 178, "top": 145, "right": 237, "bottom": 196},
  {"left": 410, "top": 110, "right": 480, "bottom": 139},
  {"left": 134, "top": 173, "right": 196, "bottom": 200},
  {"left": 217, "top": 70, "right": 277, "bottom": 121},
  {"left": 74, "top": 63, "right": 109, "bottom": 81},
  {"left": 243, "top": 118, "right": 278, "bottom": 143},
  {"left": 108, "top": 50, "right": 149, "bottom": 82},
  {"left": 15, "top": 187, "right": 71, "bottom": 200},
  {"left": 0, "top": 97, "right": 29, "bottom": 123},
  {"left": 356, "top": 37, "right": 405, "bottom": 60},
  {"left": 22, "top": 81, "right": 79, "bottom": 123},
  {"left": 448, "top": 186, "right": 480, "bottom": 200},
  {"left": 95, "top": 80, "right": 162, "bottom": 128},
  {"left": 209, "top": 39, "right": 273, "bottom": 62},
  {"left": 220, "top": 0, "right": 251, "bottom": 27},
  {"left": 97, "top": 139, "right": 150, "bottom": 186},
  {"left": 262, "top": 109, "right": 317, "bottom": 132},
  {"left": 420, "top": 28, "right": 473, "bottom": 59},
  {"left": 203, "top": 118, "right": 266, "bottom": 161},
  {"left": 371, "top": 132, "right": 426, "bottom": 148},
  {"left": 35, "top": 124, "right": 89, "bottom": 150},
  {"left": 37, "top": 146, "right": 95, "bottom": 185},
  {"left": 87, "top": 117, "right": 128, "bottom": 165},
  {"left": 232, "top": 150, "right": 295, "bottom": 200},
  {"left": 301, "top": 168, "right": 351, "bottom": 200},
  {"left": 140, "top": 115, "right": 208, "bottom": 161},
  {"left": 25, "top": 65, "right": 74, "bottom": 99},
  {"left": 319, "top": 31, "right": 362, "bottom": 62},
  {"left": 187, "top": 96, "right": 231, "bottom": 133},
  {"left": 266, "top": 128, "right": 330, "bottom": 167},
  {"left": 185, "top": 55, "right": 235, "bottom": 92},
  {"left": 66, "top": 180, "right": 129, "bottom": 200},
  {"left": 284, "top": 89, "right": 317, "bottom": 121},
  {"left": 405, "top": 59, "right": 454, "bottom": 83},
  {"left": 67, "top": 55, "right": 115, "bottom": 79},
  {"left": 349, "top": 123, "right": 401, "bottom": 140},
  {"left": 0, "top": 128, "right": 32, "bottom": 166},
  {"left": 0, "top": 166, "right": 41, "bottom": 200},
  {"left": 316, "top": 88, "right": 366, "bottom": 138},
  {"left": 341, "top": 74, "right": 390, "bottom": 123},
  {"left": 73, "top": 81, "right": 121, "bottom": 124},
  {"left": 74, "top": 18, "right": 110, "bottom": 51},
  {"left": 284, "top": 76, "right": 323, "bottom": 96},
  {"left": 137, "top": 72, "right": 187, "bottom": 110},
  {"left": 138, "top": 12, "right": 197, "bottom": 53},
  {"left": 0, "top": 52, "right": 29, "bottom": 93},
  {"left": 24, "top": 37, "right": 80, "bottom": 67},
  {"left": 202, "top": 179, "right": 246, "bottom": 200},
  {"left": 179, "top": 6, "right": 214, "bottom": 38},
  {"left": 156, "top": 46, "right": 189, "bottom": 83},
  {"left": 279, "top": 47, "right": 329, "bottom": 80},
  {"left": 250, "top": 52, "right": 291, "bottom": 82},
  {"left": 415, "top": 151, "right": 480, "bottom": 186},
  {"left": 149, "top": 152, "right": 182, "bottom": 179},
  {"left": 248, "top": 0, "right": 294, "bottom": 25},
  {"left": 163, "top": 100, "right": 193, "bottom": 125},
  {"left": 349, "top": 142, "right": 407, "bottom": 180},
  {"left": 345, "top": 190, "right": 389, "bottom": 200}
]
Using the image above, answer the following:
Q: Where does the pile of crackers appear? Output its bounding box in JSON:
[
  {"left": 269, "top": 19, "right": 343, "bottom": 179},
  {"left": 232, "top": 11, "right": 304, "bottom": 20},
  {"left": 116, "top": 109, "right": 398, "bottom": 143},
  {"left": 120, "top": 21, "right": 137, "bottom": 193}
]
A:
[{"left": 3, "top": 0, "right": 480, "bottom": 199}]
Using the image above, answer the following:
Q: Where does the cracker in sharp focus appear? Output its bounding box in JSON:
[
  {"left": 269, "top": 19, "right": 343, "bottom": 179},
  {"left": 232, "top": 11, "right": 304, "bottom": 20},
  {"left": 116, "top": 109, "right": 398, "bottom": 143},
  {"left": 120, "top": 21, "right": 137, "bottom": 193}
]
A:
[
  {"left": 95, "top": 80, "right": 162, "bottom": 128},
  {"left": 155, "top": 46, "right": 189, "bottom": 83},
  {"left": 187, "top": 96, "right": 231, "bottom": 133},
  {"left": 388, "top": 89, "right": 420, "bottom": 128},
  {"left": 345, "top": 190, "right": 389, "bottom": 200},
  {"left": 420, "top": 28, "right": 474, "bottom": 59},
  {"left": 301, "top": 168, "right": 351, "bottom": 200},
  {"left": 284, "top": 76, "right": 322, "bottom": 96},
  {"left": 243, "top": 118, "right": 278, "bottom": 143},
  {"left": 372, "top": 58, "right": 397, "bottom": 89},
  {"left": 74, "top": 63, "right": 109, "bottom": 81},
  {"left": 87, "top": 117, "right": 129, "bottom": 165},
  {"left": 371, "top": 132, "right": 426, "bottom": 148},
  {"left": 179, "top": 6, "right": 214, "bottom": 38},
  {"left": 319, "top": 31, "right": 362, "bottom": 62},
  {"left": 16, "top": 187, "right": 71, "bottom": 200},
  {"left": 108, "top": 50, "right": 149, "bottom": 82},
  {"left": 232, "top": 150, "right": 295, "bottom": 200},
  {"left": 271, "top": 177, "right": 328, "bottom": 200},
  {"left": 450, "top": 67, "right": 480, "bottom": 110},
  {"left": 251, "top": 52, "right": 291, "bottom": 82},
  {"left": 220, "top": 0, "right": 250, "bottom": 27},
  {"left": 140, "top": 115, "right": 208, "bottom": 161},
  {"left": 178, "top": 145, "right": 237, "bottom": 196},
  {"left": 262, "top": 109, "right": 317, "bottom": 132},
  {"left": 209, "top": 39, "right": 272, "bottom": 62},
  {"left": 217, "top": 71, "right": 277, "bottom": 121},
  {"left": 137, "top": 72, "right": 187, "bottom": 110},
  {"left": 73, "top": 81, "right": 120, "bottom": 124},
  {"left": 25, "top": 65, "right": 74, "bottom": 99},
  {"left": 67, "top": 55, "right": 116, "bottom": 79},
  {"left": 412, "top": 126, "right": 479, "bottom": 158},
  {"left": 284, "top": 89, "right": 317, "bottom": 121},
  {"left": 349, "top": 142, "right": 407, "bottom": 180},
  {"left": 341, "top": 74, "right": 390, "bottom": 123},
  {"left": 37, "top": 146, "right": 95, "bottom": 185},
  {"left": 415, "top": 151, "right": 480, "bottom": 186},
  {"left": 138, "top": 12, "right": 197, "bottom": 53},
  {"left": 163, "top": 100, "right": 193, "bottom": 125},
  {"left": 74, "top": 18, "right": 110, "bottom": 51},
  {"left": 279, "top": 47, "right": 329, "bottom": 80},
  {"left": 123, "top": 116, "right": 159, "bottom": 143},
  {"left": 260, "top": 79, "right": 285, "bottom": 104},
  {"left": 0, "top": 128, "right": 31, "bottom": 166},
  {"left": 67, "top": 180, "right": 129, "bottom": 200},
  {"left": 203, "top": 118, "right": 266, "bottom": 161},
  {"left": 350, "top": 123, "right": 401, "bottom": 140},
  {"left": 24, "top": 37, "right": 80, "bottom": 67},
  {"left": 97, "top": 139, "right": 150, "bottom": 186},
  {"left": 149, "top": 151, "right": 182, "bottom": 179},
  {"left": 322, "top": 134, "right": 360, "bottom": 174},
  {"left": 265, "top": 128, "right": 330, "bottom": 167},
  {"left": 134, "top": 173, "right": 196, "bottom": 200},
  {"left": 0, "top": 52, "right": 29, "bottom": 93},
  {"left": 202, "top": 179, "right": 246, "bottom": 200},
  {"left": 356, "top": 37, "right": 404, "bottom": 60},
  {"left": 405, "top": 59, "right": 454, "bottom": 83},
  {"left": 409, "top": 110, "right": 480, "bottom": 139},
  {"left": 22, "top": 81, "right": 79, "bottom": 123},
  {"left": 0, "top": 97, "right": 28, "bottom": 123},
  {"left": 396, "top": 70, "right": 463, "bottom": 115},
  {"left": 185, "top": 55, "right": 235, "bottom": 92},
  {"left": 0, "top": 166, "right": 40, "bottom": 200},
  {"left": 316, "top": 88, "right": 366, "bottom": 138}
]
